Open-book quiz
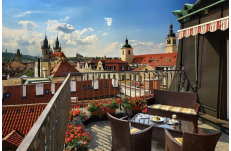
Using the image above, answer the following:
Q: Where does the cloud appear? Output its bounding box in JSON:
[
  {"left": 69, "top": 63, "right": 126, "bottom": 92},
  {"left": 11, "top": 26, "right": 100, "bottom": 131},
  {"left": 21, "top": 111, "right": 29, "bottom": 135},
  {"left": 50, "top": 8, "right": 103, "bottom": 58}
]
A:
[
  {"left": 102, "top": 40, "right": 165, "bottom": 57},
  {"left": 46, "top": 20, "right": 75, "bottom": 34},
  {"left": 2, "top": 26, "right": 42, "bottom": 56},
  {"left": 88, "top": 28, "right": 93, "bottom": 31},
  {"left": 18, "top": 21, "right": 39, "bottom": 31},
  {"left": 14, "top": 37, "right": 36, "bottom": 46},
  {"left": 104, "top": 17, "right": 112, "bottom": 26},
  {"left": 14, "top": 11, "right": 39, "bottom": 17},
  {"left": 59, "top": 16, "right": 69, "bottom": 22},
  {"left": 102, "top": 33, "right": 109, "bottom": 36}
]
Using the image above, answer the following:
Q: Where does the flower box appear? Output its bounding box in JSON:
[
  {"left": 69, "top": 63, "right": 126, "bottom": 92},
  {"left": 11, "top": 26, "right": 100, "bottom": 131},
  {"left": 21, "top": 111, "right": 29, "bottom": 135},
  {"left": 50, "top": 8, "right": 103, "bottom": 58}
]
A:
[{"left": 90, "top": 108, "right": 116, "bottom": 116}]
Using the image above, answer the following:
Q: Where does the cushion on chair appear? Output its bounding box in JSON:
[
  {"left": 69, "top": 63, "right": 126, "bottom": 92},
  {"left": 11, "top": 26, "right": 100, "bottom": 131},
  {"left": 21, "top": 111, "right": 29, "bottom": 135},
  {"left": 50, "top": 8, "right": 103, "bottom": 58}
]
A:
[
  {"left": 174, "top": 137, "right": 183, "bottom": 145},
  {"left": 148, "top": 104, "right": 197, "bottom": 115},
  {"left": 130, "top": 126, "right": 141, "bottom": 134}
]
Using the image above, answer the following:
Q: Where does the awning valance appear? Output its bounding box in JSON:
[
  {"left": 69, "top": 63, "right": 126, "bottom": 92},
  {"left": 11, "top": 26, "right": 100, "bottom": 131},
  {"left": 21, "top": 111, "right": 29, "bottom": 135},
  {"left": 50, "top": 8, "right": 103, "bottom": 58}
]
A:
[{"left": 177, "top": 16, "right": 229, "bottom": 39}]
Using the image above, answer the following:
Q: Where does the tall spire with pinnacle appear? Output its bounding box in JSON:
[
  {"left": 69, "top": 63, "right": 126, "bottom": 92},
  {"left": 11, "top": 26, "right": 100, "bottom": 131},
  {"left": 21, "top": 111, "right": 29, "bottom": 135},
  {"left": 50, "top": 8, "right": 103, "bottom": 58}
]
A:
[
  {"left": 167, "top": 18, "right": 175, "bottom": 37},
  {"left": 125, "top": 34, "right": 128, "bottom": 44}
]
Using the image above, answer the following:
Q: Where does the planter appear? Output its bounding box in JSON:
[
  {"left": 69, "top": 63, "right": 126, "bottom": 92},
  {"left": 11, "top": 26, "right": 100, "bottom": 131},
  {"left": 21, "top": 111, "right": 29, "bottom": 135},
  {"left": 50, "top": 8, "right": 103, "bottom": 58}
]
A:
[
  {"left": 90, "top": 108, "right": 116, "bottom": 116},
  {"left": 132, "top": 106, "right": 141, "bottom": 111}
]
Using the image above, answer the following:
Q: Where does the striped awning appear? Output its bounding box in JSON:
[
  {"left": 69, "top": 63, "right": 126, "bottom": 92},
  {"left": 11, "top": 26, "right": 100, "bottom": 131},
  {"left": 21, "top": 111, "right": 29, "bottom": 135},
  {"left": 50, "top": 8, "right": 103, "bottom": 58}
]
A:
[{"left": 177, "top": 16, "right": 229, "bottom": 39}]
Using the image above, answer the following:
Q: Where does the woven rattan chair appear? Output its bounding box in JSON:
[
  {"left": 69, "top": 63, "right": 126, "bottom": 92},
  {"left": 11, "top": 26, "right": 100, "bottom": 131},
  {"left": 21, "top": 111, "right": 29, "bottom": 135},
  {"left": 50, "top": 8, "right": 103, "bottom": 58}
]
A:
[
  {"left": 164, "top": 128, "right": 222, "bottom": 151},
  {"left": 107, "top": 112, "right": 153, "bottom": 151}
]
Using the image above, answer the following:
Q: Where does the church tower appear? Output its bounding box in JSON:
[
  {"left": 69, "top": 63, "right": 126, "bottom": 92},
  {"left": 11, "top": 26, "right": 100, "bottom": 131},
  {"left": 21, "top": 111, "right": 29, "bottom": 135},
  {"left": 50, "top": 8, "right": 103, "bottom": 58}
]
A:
[
  {"left": 53, "top": 34, "right": 62, "bottom": 52},
  {"left": 121, "top": 35, "right": 133, "bottom": 64},
  {"left": 15, "top": 49, "right": 22, "bottom": 62},
  {"left": 165, "top": 23, "right": 177, "bottom": 53},
  {"left": 41, "top": 34, "right": 51, "bottom": 62}
]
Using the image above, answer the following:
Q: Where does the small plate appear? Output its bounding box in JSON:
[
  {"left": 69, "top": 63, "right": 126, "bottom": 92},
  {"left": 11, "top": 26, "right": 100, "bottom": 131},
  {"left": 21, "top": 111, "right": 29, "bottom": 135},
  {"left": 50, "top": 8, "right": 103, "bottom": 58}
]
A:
[{"left": 150, "top": 116, "right": 164, "bottom": 123}]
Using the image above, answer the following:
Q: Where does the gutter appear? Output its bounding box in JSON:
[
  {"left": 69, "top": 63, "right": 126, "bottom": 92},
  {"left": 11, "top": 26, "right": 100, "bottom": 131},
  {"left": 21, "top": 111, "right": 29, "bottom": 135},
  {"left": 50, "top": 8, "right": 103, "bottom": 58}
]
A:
[{"left": 177, "top": 0, "right": 227, "bottom": 21}]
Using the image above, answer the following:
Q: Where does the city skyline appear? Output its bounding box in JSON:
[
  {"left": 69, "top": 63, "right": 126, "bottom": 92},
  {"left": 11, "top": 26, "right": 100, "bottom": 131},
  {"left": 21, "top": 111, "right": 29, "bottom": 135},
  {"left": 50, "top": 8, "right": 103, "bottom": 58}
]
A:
[{"left": 2, "top": 0, "right": 196, "bottom": 57}]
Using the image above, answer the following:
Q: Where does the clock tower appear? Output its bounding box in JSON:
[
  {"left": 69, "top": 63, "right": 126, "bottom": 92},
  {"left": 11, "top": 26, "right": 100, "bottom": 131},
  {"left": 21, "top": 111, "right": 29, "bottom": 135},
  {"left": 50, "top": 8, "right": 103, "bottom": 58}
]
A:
[
  {"left": 165, "top": 23, "right": 177, "bottom": 53},
  {"left": 121, "top": 35, "right": 133, "bottom": 64}
]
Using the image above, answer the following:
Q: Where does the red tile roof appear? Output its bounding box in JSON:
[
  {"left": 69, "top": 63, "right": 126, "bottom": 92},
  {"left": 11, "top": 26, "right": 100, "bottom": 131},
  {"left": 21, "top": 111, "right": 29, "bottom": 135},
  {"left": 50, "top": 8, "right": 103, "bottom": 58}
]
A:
[
  {"left": 2, "top": 104, "right": 47, "bottom": 138},
  {"left": 51, "top": 60, "right": 79, "bottom": 77},
  {"left": 50, "top": 51, "right": 66, "bottom": 58},
  {"left": 133, "top": 53, "right": 177, "bottom": 64},
  {"left": 2, "top": 130, "right": 24, "bottom": 147}
]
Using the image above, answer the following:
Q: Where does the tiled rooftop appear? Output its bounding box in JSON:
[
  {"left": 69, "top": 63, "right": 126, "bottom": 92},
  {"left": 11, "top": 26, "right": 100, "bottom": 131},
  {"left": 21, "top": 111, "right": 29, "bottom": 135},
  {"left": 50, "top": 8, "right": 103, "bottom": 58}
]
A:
[
  {"left": 2, "top": 130, "right": 24, "bottom": 147},
  {"left": 133, "top": 53, "right": 177, "bottom": 64},
  {"left": 2, "top": 103, "right": 47, "bottom": 138},
  {"left": 51, "top": 60, "right": 79, "bottom": 77}
]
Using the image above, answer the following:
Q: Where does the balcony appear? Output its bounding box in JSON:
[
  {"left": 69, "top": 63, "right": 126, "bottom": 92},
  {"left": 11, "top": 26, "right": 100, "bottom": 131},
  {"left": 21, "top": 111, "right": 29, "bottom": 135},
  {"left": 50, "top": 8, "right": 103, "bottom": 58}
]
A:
[{"left": 14, "top": 70, "right": 228, "bottom": 150}]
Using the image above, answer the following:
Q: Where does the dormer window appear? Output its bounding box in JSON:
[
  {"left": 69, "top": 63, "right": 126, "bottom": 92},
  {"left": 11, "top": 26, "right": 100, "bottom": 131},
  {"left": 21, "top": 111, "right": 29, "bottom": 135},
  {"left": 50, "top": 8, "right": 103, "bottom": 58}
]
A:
[{"left": 121, "top": 66, "right": 124, "bottom": 71}]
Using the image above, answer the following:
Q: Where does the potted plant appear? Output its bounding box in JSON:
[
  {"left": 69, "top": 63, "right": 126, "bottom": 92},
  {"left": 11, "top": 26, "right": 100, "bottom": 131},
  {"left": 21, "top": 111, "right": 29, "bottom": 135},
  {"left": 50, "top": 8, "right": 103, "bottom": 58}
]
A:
[
  {"left": 87, "top": 100, "right": 119, "bottom": 116},
  {"left": 121, "top": 97, "right": 147, "bottom": 116},
  {"left": 65, "top": 124, "right": 92, "bottom": 151},
  {"left": 69, "top": 109, "right": 88, "bottom": 125}
]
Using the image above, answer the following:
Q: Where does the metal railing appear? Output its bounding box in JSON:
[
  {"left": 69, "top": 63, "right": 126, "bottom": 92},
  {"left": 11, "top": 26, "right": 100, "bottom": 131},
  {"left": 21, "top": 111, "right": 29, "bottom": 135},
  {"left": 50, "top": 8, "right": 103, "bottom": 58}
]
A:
[
  {"left": 17, "top": 74, "right": 71, "bottom": 151},
  {"left": 70, "top": 70, "right": 182, "bottom": 107}
]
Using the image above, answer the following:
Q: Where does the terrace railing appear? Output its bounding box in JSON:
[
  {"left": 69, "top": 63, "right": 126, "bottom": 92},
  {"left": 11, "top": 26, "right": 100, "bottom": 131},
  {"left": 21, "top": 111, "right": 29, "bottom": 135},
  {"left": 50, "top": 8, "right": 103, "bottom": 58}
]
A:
[
  {"left": 17, "top": 74, "right": 71, "bottom": 151},
  {"left": 70, "top": 70, "right": 183, "bottom": 107}
]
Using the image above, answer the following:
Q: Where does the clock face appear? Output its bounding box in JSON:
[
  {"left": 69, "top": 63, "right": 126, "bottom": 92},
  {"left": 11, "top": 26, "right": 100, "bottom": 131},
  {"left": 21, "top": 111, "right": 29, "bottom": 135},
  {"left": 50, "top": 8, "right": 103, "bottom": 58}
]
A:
[
  {"left": 167, "top": 39, "right": 171, "bottom": 44},
  {"left": 173, "top": 39, "right": 176, "bottom": 44}
]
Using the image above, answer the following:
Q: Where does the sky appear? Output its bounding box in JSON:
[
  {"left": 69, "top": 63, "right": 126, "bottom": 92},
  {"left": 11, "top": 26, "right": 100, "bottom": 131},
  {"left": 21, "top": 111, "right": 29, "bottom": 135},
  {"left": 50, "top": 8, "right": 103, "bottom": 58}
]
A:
[{"left": 2, "top": 0, "right": 197, "bottom": 57}]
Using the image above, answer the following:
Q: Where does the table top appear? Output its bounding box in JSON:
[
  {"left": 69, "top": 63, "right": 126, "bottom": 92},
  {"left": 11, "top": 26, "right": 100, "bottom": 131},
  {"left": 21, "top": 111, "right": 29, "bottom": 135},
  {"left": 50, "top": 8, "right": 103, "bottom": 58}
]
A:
[{"left": 131, "top": 113, "right": 193, "bottom": 133}]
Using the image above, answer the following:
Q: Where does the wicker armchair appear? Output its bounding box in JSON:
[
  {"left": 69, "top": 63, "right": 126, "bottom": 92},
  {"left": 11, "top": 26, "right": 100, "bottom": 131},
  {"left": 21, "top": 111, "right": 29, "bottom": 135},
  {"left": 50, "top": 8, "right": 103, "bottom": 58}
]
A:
[
  {"left": 164, "top": 128, "right": 222, "bottom": 151},
  {"left": 107, "top": 113, "right": 153, "bottom": 151}
]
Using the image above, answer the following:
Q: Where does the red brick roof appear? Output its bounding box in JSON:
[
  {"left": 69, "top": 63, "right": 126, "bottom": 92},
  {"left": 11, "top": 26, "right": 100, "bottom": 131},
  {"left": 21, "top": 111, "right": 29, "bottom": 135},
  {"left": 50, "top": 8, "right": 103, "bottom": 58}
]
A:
[
  {"left": 50, "top": 51, "right": 66, "bottom": 58},
  {"left": 2, "top": 130, "right": 24, "bottom": 147},
  {"left": 133, "top": 53, "right": 177, "bottom": 64},
  {"left": 51, "top": 60, "right": 79, "bottom": 77},
  {"left": 2, "top": 104, "right": 47, "bottom": 138}
]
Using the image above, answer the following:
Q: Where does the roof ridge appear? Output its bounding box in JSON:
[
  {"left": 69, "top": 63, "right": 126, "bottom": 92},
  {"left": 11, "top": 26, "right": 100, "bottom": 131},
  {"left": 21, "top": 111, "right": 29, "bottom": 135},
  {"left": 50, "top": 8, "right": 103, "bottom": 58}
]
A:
[{"left": 3, "top": 103, "right": 47, "bottom": 108}]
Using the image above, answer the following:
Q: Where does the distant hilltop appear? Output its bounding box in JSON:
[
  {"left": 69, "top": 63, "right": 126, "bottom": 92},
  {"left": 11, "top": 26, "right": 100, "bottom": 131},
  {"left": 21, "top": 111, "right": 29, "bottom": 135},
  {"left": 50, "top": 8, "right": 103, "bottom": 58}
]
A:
[{"left": 2, "top": 52, "right": 40, "bottom": 62}]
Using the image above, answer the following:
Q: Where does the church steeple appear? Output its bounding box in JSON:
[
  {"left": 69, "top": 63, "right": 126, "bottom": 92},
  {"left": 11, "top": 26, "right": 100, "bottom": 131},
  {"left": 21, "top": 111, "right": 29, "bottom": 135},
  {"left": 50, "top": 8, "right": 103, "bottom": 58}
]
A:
[
  {"left": 53, "top": 34, "right": 61, "bottom": 52},
  {"left": 125, "top": 34, "right": 128, "bottom": 44},
  {"left": 167, "top": 19, "right": 176, "bottom": 37},
  {"left": 42, "top": 32, "right": 50, "bottom": 49}
]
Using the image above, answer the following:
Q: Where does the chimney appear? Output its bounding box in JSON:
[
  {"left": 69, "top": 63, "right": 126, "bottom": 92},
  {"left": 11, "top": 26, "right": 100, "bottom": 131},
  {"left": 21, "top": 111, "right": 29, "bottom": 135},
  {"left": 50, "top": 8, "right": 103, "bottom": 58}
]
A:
[{"left": 38, "top": 59, "right": 40, "bottom": 77}]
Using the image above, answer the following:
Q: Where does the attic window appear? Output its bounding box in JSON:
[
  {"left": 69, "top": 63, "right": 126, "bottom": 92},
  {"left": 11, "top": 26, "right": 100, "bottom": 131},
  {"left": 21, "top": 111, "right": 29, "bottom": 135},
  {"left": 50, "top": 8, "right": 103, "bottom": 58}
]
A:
[
  {"left": 17, "top": 110, "right": 21, "bottom": 113},
  {"left": 88, "top": 85, "right": 92, "bottom": 89},
  {"left": 173, "top": 56, "right": 176, "bottom": 58},
  {"left": 121, "top": 66, "right": 124, "bottom": 71},
  {"left": 155, "top": 59, "right": 158, "bottom": 61},
  {"left": 63, "top": 71, "right": 66, "bottom": 74},
  {"left": 108, "top": 66, "right": 111, "bottom": 70},
  {"left": 160, "top": 56, "right": 163, "bottom": 58},
  {"left": 30, "top": 108, "right": 34, "bottom": 112},
  {"left": 3, "top": 110, "right": 7, "bottom": 114},
  {"left": 83, "top": 86, "right": 87, "bottom": 90},
  {"left": 104, "top": 84, "right": 107, "bottom": 88},
  {"left": 104, "top": 66, "right": 107, "bottom": 69},
  {"left": 5, "top": 92, "right": 10, "bottom": 98}
]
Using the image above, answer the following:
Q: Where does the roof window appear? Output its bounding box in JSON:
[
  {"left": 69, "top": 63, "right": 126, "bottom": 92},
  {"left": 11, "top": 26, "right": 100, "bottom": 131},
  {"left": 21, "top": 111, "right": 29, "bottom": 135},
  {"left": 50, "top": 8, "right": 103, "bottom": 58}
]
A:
[
  {"left": 3, "top": 110, "right": 7, "bottom": 114},
  {"left": 5, "top": 92, "right": 10, "bottom": 98},
  {"left": 17, "top": 110, "right": 21, "bottom": 113},
  {"left": 30, "top": 109, "right": 34, "bottom": 112}
]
